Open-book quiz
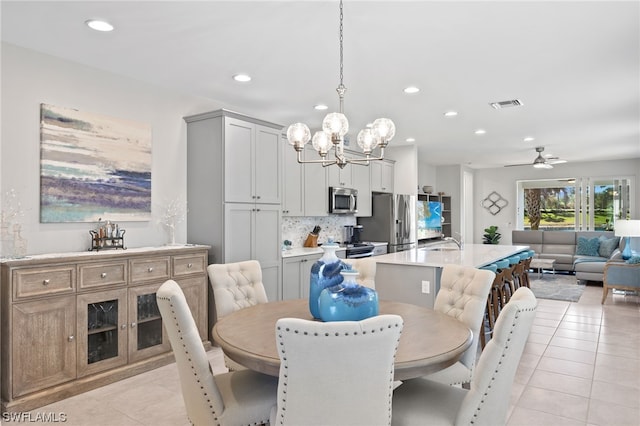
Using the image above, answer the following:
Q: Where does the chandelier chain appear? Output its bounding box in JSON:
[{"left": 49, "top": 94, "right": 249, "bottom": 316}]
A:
[
  {"left": 285, "top": 0, "right": 394, "bottom": 169},
  {"left": 339, "top": 0, "right": 344, "bottom": 88}
]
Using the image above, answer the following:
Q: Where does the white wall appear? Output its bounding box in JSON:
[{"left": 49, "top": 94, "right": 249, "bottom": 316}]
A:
[
  {"left": 417, "top": 160, "right": 437, "bottom": 195},
  {"left": 1, "top": 43, "right": 221, "bottom": 255},
  {"left": 474, "top": 159, "right": 640, "bottom": 245}
]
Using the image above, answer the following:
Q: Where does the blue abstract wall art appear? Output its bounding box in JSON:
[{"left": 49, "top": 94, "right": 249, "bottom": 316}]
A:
[{"left": 40, "top": 104, "right": 152, "bottom": 223}]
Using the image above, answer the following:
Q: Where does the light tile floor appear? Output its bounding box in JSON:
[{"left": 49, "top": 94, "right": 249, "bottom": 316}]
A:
[{"left": 20, "top": 283, "right": 640, "bottom": 426}]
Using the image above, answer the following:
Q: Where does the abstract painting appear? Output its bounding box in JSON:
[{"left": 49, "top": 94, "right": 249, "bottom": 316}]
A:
[{"left": 40, "top": 104, "right": 152, "bottom": 223}]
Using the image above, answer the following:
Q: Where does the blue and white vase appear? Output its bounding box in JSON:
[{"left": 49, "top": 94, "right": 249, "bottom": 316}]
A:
[
  {"left": 318, "top": 268, "right": 379, "bottom": 322},
  {"left": 309, "top": 239, "right": 346, "bottom": 319}
]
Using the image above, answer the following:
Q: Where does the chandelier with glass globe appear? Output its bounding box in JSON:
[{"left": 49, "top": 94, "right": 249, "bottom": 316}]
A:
[{"left": 286, "top": 0, "right": 396, "bottom": 169}]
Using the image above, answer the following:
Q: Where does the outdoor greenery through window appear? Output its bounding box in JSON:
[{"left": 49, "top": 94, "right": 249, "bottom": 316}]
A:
[
  {"left": 519, "top": 178, "right": 632, "bottom": 231},
  {"left": 524, "top": 186, "right": 576, "bottom": 230}
]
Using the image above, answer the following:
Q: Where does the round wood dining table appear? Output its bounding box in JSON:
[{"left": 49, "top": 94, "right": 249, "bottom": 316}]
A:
[{"left": 212, "top": 299, "right": 472, "bottom": 381}]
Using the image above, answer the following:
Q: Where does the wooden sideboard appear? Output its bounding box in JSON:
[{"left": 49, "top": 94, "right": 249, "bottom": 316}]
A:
[{"left": 0, "top": 245, "right": 209, "bottom": 413}]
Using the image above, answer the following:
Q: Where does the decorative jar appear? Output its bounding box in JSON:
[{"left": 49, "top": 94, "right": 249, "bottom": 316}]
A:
[
  {"left": 309, "top": 239, "right": 347, "bottom": 319},
  {"left": 318, "top": 269, "right": 379, "bottom": 322}
]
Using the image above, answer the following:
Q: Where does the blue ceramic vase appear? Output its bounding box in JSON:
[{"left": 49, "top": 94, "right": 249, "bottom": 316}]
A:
[
  {"left": 309, "top": 240, "right": 347, "bottom": 319},
  {"left": 318, "top": 269, "right": 379, "bottom": 322}
]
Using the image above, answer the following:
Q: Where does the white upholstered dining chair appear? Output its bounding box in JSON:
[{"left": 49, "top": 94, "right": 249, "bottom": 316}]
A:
[
  {"left": 418, "top": 264, "right": 495, "bottom": 386},
  {"left": 207, "top": 260, "right": 269, "bottom": 319},
  {"left": 342, "top": 257, "right": 377, "bottom": 288},
  {"left": 270, "top": 315, "right": 404, "bottom": 426},
  {"left": 207, "top": 260, "right": 268, "bottom": 370},
  {"left": 391, "top": 287, "right": 537, "bottom": 426},
  {"left": 157, "top": 280, "right": 277, "bottom": 426}
]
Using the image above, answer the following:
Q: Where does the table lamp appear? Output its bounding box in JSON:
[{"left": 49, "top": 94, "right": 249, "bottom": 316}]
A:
[{"left": 614, "top": 219, "right": 640, "bottom": 260}]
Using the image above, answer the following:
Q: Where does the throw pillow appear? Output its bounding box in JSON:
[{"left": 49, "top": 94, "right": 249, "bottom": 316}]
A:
[
  {"left": 598, "top": 236, "right": 620, "bottom": 258},
  {"left": 610, "top": 249, "right": 623, "bottom": 261},
  {"left": 625, "top": 255, "right": 640, "bottom": 264},
  {"left": 576, "top": 236, "right": 600, "bottom": 256}
]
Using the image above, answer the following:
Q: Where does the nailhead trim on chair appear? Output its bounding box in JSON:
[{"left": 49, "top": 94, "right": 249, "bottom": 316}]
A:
[
  {"left": 274, "top": 321, "right": 403, "bottom": 426},
  {"left": 470, "top": 305, "right": 536, "bottom": 424},
  {"left": 157, "top": 294, "right": 222, "bottom": 426}
]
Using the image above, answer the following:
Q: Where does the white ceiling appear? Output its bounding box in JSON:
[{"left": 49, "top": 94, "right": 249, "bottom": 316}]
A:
[{"left": 2, "top": 1, "right": 639, "bottom": 168}]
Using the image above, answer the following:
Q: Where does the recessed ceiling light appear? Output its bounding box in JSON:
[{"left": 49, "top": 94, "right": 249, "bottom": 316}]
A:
[
  {"left": 403, "top": 86, "right": 420, "bottom": 94},
  {"left": 523, "top": 137, "right": 535, "bottom": 142},
  {"left": 475, "top": 129, "right": 486, "bottom": 135},
  {"left": 406, "top": 138, "right": 416, "bottom": 143},
  {"left": 444, "top": 111, "right": 458, "bottom": 117},
  {"left": 85, "top": 19, "right": 114, "bottom": 32},
  {"left": 314, "top": 104, "right": 328, "bottom": 111},
  {"left": 233, "top": 74, "right": 252, "bottom": 82}
]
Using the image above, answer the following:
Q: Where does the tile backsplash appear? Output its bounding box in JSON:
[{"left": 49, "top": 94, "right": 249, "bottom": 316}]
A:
[{"left": 282, "top": 216, "right": 357, "bottom": 247}]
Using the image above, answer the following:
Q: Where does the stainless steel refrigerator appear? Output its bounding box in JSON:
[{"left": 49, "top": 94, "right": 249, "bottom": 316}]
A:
[{"left": 357, "top": 193, "right": 416, "bottom": 252}]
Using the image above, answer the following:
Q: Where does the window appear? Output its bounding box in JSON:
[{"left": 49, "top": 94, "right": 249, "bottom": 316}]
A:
[
  {"left": 522, "top": 184, "right": 575, "bottom": 230},
  {"left": 517, "top": 177, "right": 633, "bottom": 231}
]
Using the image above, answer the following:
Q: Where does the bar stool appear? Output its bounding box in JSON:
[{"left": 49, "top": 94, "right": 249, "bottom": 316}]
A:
[
  {"left": 478, "top": 263, "right": 498, "bottom": 348},
  {"left": 503, "top": 255, "right": 523, "bottom": 298},
  {"left": 480, "top": 260, "right": 509, "bottom": 349},
  {"left": 512, "top": 253, "right": 529, "bottom": 292},
  {"left": 519, "top": 250, "right": 535, "bottom": 288}
]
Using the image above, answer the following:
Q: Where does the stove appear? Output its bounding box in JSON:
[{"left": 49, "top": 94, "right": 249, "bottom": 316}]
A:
[{"left": 343, "top": 242, "right": 375, "bottom": 259}]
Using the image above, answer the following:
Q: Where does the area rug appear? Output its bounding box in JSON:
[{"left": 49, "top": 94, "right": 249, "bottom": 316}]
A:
[{"left": 528, "top": 273, "right": 585, "bottom": 302}]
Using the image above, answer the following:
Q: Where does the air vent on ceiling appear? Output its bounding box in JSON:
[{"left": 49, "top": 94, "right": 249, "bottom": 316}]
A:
[{"left": 489, "top": 99, "right": 523, "bottom": 109}]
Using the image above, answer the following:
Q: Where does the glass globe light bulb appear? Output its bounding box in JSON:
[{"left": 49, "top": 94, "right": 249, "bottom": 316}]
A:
[
  {"left": 322, "top": 112, "right": 349, "bottom": 140},
  {"left": 372, "top": 118, "right": 396, "bottom": 147},
  {"left": 356, "top": 128, "right": 378, "bottom": 154},
  {"left": 312, "top": 131, "right": 332, "bottom": 157},
  {"left": 287, "top": 123, "right": 311, "bottom": 150}
]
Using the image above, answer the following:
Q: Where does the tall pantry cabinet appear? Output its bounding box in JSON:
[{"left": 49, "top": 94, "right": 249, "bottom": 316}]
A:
[{"left": 184, "top": 110, "right": 283, "bottom": 302}]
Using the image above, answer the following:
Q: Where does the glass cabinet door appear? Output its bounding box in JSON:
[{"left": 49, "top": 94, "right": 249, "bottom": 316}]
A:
[
  {"left": 77, "top": 288, "right": 128, "bottom": 377},
  {"left": 128, "top": 283, "right": 170, "bottom": 362}
]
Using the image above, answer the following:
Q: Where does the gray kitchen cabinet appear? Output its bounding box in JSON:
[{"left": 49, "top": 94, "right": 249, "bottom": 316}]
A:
[
  {"left": 303, "top": 146, "right": 328, "bottom": 216},
  {"left": 352, "top": 158, "right": 372, "bottom": 217},
  {"left": 327, "top": 161, "right": 353, "bottom": 189},
  {"left": 224, "top": 203, "right": 281, "bottom": 301},
  {"left": 282, "top": 135, "right": 304, "bottom": 217},
  {"left": 185, "top": 109, "right": 284, "bottom": 268},
  {"left": 281, "top": 253, "right": 321, "bottom": 300},
  {"left": 224, "top": 116, "right": 281, "bottom": 205},
  {"left": 371, "top": 160, "right": 394, "bottom": 193}
]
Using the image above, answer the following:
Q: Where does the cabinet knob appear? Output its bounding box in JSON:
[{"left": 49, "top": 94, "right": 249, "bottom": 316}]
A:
[
  {"left": 130, "top": 322, "right": 137, "bottom": 328},
  {"left": 101, "top": 272, "right": 107, "bottom": 278},
  {"left": 187, "top": 263, "right": 193, "bottom": 268},
  {"left": 68, "top": 335, "right": 74, "bottom": 342},
  {"left": 147, "top": 267, "right": 153, "bottom": 273},
  {"left": 121, "top": 324, "right": 127, "bottom": 330},
  {"left": 257, "top": 195, "right": 261, "bottom": 199},
  {"left": 42, "top": 279, "right": 50, "bottom": 286},
  {"left": 256, "top": 208, "right": 261, "bottom": 212}
]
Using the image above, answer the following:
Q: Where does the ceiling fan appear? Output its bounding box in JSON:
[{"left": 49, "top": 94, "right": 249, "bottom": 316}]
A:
[{"left": 504, "top": 146, "right": 567, "bottom": 169}]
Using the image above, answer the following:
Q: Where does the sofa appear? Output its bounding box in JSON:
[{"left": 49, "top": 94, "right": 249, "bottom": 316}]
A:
[{"left": 512, "top": 230, "right": 625, "bottom": 282}]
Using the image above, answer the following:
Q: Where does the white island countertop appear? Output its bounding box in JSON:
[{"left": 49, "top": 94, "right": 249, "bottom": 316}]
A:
[
  {"left": 373, "top": 243, "right": 529, "bottom": 268},
  {"left": 281, "top": 242, "right": 388, "bottom": 259}
]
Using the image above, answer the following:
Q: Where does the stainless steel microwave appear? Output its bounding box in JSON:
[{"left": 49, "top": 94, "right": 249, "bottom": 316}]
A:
[{"left": 329, "top": 187, "right": 358, "bottom": 214}]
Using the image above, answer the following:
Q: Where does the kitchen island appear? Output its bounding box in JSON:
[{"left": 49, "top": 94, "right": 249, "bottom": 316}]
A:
[{"left": 373, "top": 243, "right": 529, "bottom": 308}]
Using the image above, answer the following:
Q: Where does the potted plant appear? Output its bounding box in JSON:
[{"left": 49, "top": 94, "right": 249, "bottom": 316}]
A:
[{"left": 483, "top": 225, "right": 501, "bottom": 245}]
